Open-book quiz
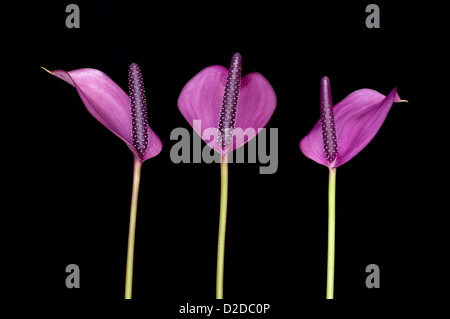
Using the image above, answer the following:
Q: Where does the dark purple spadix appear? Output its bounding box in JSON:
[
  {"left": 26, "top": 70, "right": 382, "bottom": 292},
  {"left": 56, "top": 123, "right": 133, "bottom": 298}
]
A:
[
  {"left": 320, "top": 76, "right": 338, "bottom": 163},
  {"left": 128, "top": 63, "right": 149, "bottom": 157},
  {"left": 217, "top": 53, "right": 242, "bottom": 149}
]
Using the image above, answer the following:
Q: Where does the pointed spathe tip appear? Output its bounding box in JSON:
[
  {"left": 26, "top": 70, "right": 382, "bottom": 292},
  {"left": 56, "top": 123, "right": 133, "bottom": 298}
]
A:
[{"left": 41, "top": 66, "right": 52, "bottom": 74}]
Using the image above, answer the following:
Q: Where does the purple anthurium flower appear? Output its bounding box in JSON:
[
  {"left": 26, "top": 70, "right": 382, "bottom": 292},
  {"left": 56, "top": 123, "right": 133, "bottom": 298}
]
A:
[
  {"left": 178, "top": 53, "right": 277, "bottom": 155},
  {"left": 44, "top": 64, "right": 162, "bottom": 299},
  {"left": 300, "top": 76, "right": 403, "bottom": 169},
  {"left": 177, "top": 53, "right": 276, "bottom": 299},
  {"left": 43, "top": 66, "right": 162, "bottom": 162},
  {"left": 299, "top": 76, "right": 405, "bottom": 299}
]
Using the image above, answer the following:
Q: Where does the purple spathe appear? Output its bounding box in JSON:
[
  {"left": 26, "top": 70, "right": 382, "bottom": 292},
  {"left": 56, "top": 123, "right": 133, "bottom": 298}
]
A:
[
  {"left": 177, "top": 53, "right": 277, "bottom": 156},
  {"left": 300, "top": 77, "right": 403, "bottom": 169},
  {"left": 50, "top": 67, "right": 162, "bottom": 163}
]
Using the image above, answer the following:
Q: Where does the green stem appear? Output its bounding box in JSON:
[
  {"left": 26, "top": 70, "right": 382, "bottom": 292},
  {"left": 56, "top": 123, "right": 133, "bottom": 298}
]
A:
[
  {"left": 216, "top": 155, "right": 229, "bottom": 299},
  {"left": 326, "top": 167, "right": 337, "bottom": 299},
  {"left": 125, "top": 158, "right": 142, "bottom": 299}
]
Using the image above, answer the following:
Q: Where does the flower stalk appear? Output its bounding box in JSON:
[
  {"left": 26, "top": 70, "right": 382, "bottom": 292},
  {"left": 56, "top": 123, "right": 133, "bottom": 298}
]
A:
[
  {"left": 125, "top": 158, "right": 142, "bottom": 299},
  {"left": 216, "top": 155, "right": 229, "bottom": 299},
  {"left": 326, "top": 167, "right": 336, "bottom": 299}
]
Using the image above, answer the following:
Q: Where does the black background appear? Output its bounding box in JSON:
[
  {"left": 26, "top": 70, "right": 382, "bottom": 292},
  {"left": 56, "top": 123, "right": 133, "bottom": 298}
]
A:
[{"left": 1, "top": 0, "right": 447, "bottom": 310}]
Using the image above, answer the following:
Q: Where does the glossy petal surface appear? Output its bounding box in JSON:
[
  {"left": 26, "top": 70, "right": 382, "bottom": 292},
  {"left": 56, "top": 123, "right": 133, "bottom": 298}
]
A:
[
  {"left": 51, "top": 68, "right": 162, "bottom": 162},
  {"left": 300, "top": 88, "right": 402, "bottom": 168},
  {"left": 177, "top": 66, "right": 276, "bottom": 154}
]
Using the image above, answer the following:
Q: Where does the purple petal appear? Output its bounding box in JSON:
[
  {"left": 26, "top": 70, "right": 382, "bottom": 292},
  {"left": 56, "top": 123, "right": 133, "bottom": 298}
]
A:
[
  {"left": 300, "top": 88, "right": 402, "bottom": 168},
  {"left": 50, "top": 68, "right": 162, "bottom": 162},
  {"left": 177, "top": 67, "right": 276, "bottom": 154},
  {"left": 177, "top": 66, "right": 227, "bottom": 153},
  {"left": 233, "top": 72, "right": 277, "bottom": 150}
]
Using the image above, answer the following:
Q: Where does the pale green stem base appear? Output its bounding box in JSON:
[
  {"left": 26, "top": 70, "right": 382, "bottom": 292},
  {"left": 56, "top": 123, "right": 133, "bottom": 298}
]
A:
[
  {"left": 326, "top": 167, "right": 337, "bottom": 299},
  {"left": 216, "top": 155, "right": 229, "bottom": 299},
  {"left": 125, "top": 158, "right": 142, "bottom": 299}
]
